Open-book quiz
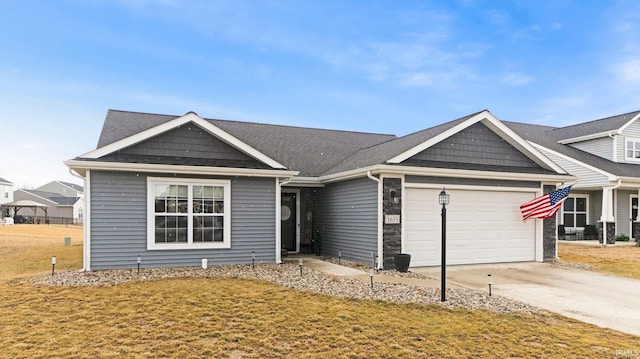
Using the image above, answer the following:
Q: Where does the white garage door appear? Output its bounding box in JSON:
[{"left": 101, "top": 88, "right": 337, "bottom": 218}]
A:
[{"left": 405, "top": 187, "right": 537, "bottom": 267}]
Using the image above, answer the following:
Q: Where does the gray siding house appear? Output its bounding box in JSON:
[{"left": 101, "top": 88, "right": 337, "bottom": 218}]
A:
[
  {"left": 66, "top": 109, "right": 573, "bottom": 270},
  {"left": 507, "top": 110, "right": 640, "bottom": 244}
]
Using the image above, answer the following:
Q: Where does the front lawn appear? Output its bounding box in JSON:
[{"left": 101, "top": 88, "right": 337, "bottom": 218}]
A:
[
  {"left": 1, "top": 225, "right": 638, "bottom": 358},
  {"left": 558, "top": 242, "right": 640, "bottom": 280}
]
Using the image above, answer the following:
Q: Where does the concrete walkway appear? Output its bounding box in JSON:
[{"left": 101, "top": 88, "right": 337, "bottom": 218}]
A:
[{"left": 284, "top": 256, "right": 462, "bottom": 288}]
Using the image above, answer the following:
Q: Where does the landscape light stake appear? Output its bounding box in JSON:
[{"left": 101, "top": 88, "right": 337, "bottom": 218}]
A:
[
  {"left": 438, "top": 188, "right": 450, "bottom": 302},
  {"left": 370, "top": 272, "right": 374, "bottom": 289},
  {"left": 51, "top": 256, "right": 56, "bottom": 276},
  {"left": 137, "top": 255, "right": 141, "bottom": 275},
  {"left": 299, "top": 258, "right": 303, "bottom": 276},
  {"left": 252, "top": 251, "right": 255, "bottom": 270},
  {"left": 338, "top": 250, "right": 342, "bottom": 265},
  {"left": 488, "top": 274, "right": 492, "bottom": 296}
]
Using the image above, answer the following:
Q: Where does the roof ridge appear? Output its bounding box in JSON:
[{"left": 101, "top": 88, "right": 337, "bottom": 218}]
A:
[{"left": 552, "top": 109, "right": 640, "bottom": 132}]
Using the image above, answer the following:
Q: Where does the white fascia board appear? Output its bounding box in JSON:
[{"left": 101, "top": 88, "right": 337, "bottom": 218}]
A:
[
  {"left": 64, "top": 160, "right": 298, "bottom": 178},
  {"left": 284, "top": 177, "right": 325, "bottom": 187},
  {"left": 318, "top": 164, "right": 575, "bottom": 183},
  {"left": 480, "top": 118, "right": 567, "bottom": 174},
  {"left": 385, "top": 110, "right": 566, "bottom": 174},
  {"left": 557, "top": 130, "right": 621, "bottom": 144},
  {"left": 387, "top": 110, "right": 491, "bottom": 164},
  {"left": 80, "top": 112, "right": 287, "bottom": 169},
  {"left": 528, "top": 142, "right": 618, "bottom": 181},
  {"left": 615, "top": 112, "right": 640, "bottom": 133}
]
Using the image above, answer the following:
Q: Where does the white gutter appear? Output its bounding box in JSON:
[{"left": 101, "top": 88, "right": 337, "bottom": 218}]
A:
[
  {"left": 69, "top": 168, "right": 89, "bottom": 272},
  {"left": 558, "top": 130, "right": 621, "bottom": 144}
]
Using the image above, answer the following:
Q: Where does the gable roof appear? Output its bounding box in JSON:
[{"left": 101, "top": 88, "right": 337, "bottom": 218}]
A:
[
  {"left": 326, "top": 110, "right": 565, "bottom": 175},
  {"left": 553, "top": 110, "right": 640, "bottom": 144},
  {"left": 16, "top": 189, "right": 80, "bottom": 206},
  {"left": 89, "top": 109, "right": 397, "bottom": 177},
  {"left": 0, "top": 177, "right": 13, "bottom": 185},
  {"left": 55, "top": 181, "right": 83, "bottom": 193},
  {"left": 70, "top": 108, "right": 573, "bottom": 182},
  {"left": 505, "top": 121, "right": 640, "bottom": 178}
]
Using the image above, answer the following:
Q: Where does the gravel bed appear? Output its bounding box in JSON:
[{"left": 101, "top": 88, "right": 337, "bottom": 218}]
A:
[
  {"left": 32, "top": 263, "right": 542, "bottom": 315},
  {"left": 550, "top": 260, "right": 594, "bottom": 271}
]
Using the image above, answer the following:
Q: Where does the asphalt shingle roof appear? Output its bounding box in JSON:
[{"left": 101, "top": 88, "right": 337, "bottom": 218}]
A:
[
  {"left": 505, "top": 121, "right": 640, "bottom": 178},
  {"left": 550, "top": 110, "right": 640, "bottom": 141},
  {"left": 95, "top": 110, "right": 397, "bottom": 177}
]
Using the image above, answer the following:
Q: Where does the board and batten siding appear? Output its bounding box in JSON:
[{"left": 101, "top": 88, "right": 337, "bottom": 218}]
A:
[
  {"left": 89, "top": 170, "right": 276, "bottom": 270},
  {"left": 569, "top": 137, "right": 614, "bottom": 162},
  {"left": 620, "top": 120, "right": 640, "bottom": 163},
  {"left": 314, "top": 177, "right": 378, "bottom": 264}
]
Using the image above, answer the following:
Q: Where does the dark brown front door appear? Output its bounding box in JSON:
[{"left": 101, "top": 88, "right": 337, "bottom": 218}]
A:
[{"left": 281, "top": 193, "right": 296, "bottom": 251}]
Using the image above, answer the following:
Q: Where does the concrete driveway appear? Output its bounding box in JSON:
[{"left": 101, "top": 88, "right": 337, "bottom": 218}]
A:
[{"left": 412, "top": 262, "right": 640, "bottom": 336}]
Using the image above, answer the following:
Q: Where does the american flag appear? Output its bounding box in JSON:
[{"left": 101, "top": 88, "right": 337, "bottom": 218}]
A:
[{"left": 520, "top": 186, "right": 572, "bottom": 221}]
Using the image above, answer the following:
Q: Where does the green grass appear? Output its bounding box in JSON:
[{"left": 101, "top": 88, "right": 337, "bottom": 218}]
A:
[{"left": 1, "top": 225, "right": 639, "bottom": 358}]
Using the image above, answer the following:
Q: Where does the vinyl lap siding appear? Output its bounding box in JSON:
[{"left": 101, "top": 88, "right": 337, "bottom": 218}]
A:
[
  {"left": 314, "top": 177, "right": 378, "bottom": 264},
  {"left": 620, "top": 121, "right": 640, "bottom": 163},
  {"left": 616, "top": 190, "right": 633, "bottom": 237},
  {"left": 89, "top": 171, "right": 276, "bottom": 270},
  {"left": 569, "top": 137, "right": 614, "bottom": 161},
  {"left": 536, "top": 147, "right": 609, "bottom": 187}
]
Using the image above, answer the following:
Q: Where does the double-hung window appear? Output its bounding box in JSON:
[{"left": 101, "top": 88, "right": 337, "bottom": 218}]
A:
[
  {"left": 626, "top": 138, "right": 640, "bottom": 161},
  {"left": 147, "top": 178, "right": 231, "bottom": 250}
]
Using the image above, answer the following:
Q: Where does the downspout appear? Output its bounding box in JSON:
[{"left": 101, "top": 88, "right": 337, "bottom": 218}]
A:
[
  {"left": 276, "top": 177, "right": 293, "bottom": 264},
  {"left": 367, "top": 171, "right": 383, "bottom": 269},
  {"left": 69, "top": 169, "right": 89, "bottom": 272}
]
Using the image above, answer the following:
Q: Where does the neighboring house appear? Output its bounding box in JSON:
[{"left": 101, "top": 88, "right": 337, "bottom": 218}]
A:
[
  {"left": 65, "top": 109, "right": 573, "bottom": 271},
  {"left": 13, "top": 189, "right": 83, "bottom": 224},
  {"left": 507, "top": 110, "right": 640, "bottom": 244},
  {"left": 37, "top": 180, "right": 84, "bottom": 198},
  {"left": 0, "top": 177, "right": 14, "bottom": 218}
]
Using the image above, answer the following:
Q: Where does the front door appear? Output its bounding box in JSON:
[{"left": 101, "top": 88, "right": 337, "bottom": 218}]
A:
[
  {"left": 631, "top": 196, "right": 638, "bottom": 239},
  {"left": 281, "top": 193, "right": 297, "bottom": 252}
]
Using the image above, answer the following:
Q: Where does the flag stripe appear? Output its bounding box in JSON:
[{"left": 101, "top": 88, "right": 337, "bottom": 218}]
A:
[{"left": 520, "top": 186, "right": 572, "bottom": 221}]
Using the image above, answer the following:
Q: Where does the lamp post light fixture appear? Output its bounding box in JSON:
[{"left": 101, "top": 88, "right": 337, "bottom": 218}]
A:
[
  {"left": 438, "top": 188, "right": 450, "bottom": 302},
  {"left": 51, "top": 256, "right": 57, "bottom": 276}
]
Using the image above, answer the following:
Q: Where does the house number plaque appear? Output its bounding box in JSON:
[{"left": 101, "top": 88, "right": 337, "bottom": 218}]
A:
[{"left": 384, "top": 214, "right": 400, "bottom": 224}]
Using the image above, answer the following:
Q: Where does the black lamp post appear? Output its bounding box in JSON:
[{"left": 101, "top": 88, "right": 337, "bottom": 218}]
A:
[{"left": 439, "top": 188, "right": 450, "bottom": 302}]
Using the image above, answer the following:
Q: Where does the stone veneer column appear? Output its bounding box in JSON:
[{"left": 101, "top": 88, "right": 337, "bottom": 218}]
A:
[
  {"left": 634, "top": 222, "right": 640, "bottom": 245},
  {"left": 382, "top": 178, "right": 402, "bottom": 269},
  {"left": 542, "top": 185, "right": 557, "bottom": 261},
  {"left": 597, "top": 222, "right": 616, "bottom": 245}
]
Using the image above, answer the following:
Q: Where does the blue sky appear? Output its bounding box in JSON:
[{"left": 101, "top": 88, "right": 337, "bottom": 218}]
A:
[{"left": 1, "top": 0, "right": 640, "bottom": 188}]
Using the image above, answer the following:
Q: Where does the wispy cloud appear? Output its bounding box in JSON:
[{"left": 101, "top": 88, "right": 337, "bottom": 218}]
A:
[{"left": 501, "top": 72, "right": 534, "bottom": 86}]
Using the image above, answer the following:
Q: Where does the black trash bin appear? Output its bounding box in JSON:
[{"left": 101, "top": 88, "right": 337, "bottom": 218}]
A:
[{"left": 394, "top": 253, "right": 411, "bottom": 273}]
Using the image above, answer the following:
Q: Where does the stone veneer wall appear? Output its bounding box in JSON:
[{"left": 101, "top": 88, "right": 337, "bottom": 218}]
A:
[
  {"left": 543, "top": 185, "right": 557, "bottom": 261},
  {"left": 382, "top": 178, "right": 402, "bottom": 269},
  {"left": 598, "top": 222, "right": 616, "bottom": 244}
]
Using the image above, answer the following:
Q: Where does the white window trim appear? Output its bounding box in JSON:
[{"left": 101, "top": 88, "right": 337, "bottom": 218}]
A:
[
  {"left": 147, "top": 177, "right": 231, "bottom": 250},
  {"left": 561, "top": 195, "right": 589, "bottom": 228},
  {"left": 624, "top": 137, "right": 640, "bottom": 162}
]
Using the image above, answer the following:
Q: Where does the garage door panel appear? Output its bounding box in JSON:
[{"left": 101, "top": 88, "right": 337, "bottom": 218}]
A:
[{"left": 405, "top": 187, "right": 536, "bottom": 267}]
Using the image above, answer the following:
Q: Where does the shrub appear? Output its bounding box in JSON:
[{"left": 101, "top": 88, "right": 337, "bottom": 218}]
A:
[{"left": 615, "top": 234, "right": 630, "bottom": 242}]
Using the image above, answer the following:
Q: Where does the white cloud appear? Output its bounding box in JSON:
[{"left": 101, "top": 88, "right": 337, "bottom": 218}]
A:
[
  {"left": 613, "top": 59, "right": 640, "bottom": 83},
  {"left": 501, "top": 72, "right": 534, "bottom": 86},
  {"left": 399, "top": 72, "right": 433, "bottom": 87}
]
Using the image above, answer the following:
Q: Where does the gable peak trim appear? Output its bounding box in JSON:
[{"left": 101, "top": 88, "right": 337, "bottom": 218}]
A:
[{"left": 80, "top": 112, "right": 287, "bottom": 169}]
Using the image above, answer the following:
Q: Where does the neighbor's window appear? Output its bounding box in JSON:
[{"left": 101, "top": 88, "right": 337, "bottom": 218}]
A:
[
  {"left": 563, "top": 196, "right": 587, "bottom": 228},
  {"left": 626, "top": 138, "right": 640, "bottom": 160},
  {"left": 147, "top": 178, "right": 231, "bottom": 250}
]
